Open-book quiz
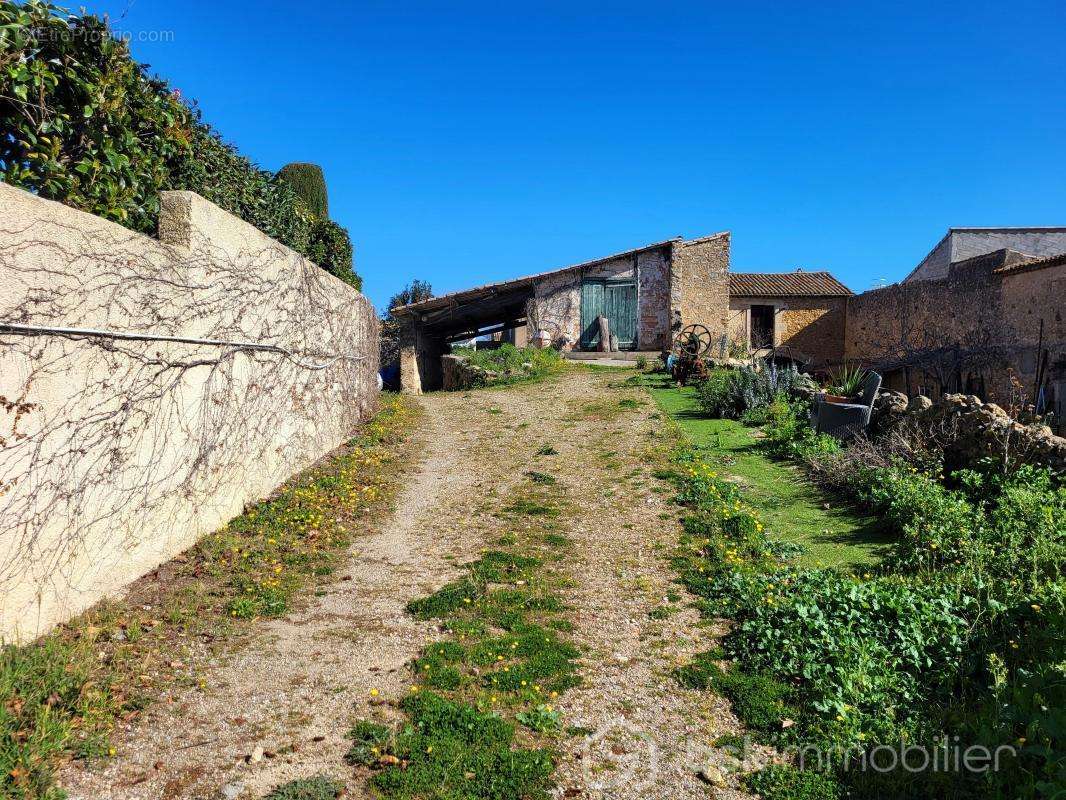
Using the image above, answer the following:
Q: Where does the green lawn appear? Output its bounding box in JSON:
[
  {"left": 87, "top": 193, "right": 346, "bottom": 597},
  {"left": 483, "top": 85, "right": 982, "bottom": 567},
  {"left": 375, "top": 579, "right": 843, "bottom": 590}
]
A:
[{"left": 643, "top": 376, "right": 891, "bottom": 570}]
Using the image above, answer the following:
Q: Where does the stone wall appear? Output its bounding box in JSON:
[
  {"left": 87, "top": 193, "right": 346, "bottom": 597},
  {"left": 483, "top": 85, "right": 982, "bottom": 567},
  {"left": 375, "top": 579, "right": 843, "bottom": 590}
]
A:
[
  {"left": 873, "top": 391, "right": 1066, "bottom": 472},
  {"left": 635, "top": 248, "right": 672, "bottom": 350},
  {"left": 728, "top": 296, "right": 846, "bottom": 365},
  {"left": 845, "top": 251, "right": 1065, "bottom": 417},
  {"left": 0, "top": 184, "right": 379, "bottom": 641},
  {"left": 672, "top": 234, "right": 731, "bottom": 343},
  {"left": 529, "top": 246, "right": 673, "bottom": 351}
]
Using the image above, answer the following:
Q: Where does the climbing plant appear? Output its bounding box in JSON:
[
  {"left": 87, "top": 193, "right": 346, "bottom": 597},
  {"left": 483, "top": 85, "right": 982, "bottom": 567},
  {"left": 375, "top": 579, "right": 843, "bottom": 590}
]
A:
[{"left": 0, "top": 0, "right": 360, "bottom": 286}]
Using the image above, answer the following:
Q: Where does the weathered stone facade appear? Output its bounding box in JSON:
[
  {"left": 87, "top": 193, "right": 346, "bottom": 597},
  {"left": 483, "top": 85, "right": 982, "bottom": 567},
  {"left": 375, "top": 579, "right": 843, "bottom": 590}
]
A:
[
  {"left": 844, "top": 250, "right": 1066, "bottom": 425},
  {"left": 672, "top": 234, "right": 731, "bottom": 344},
  {"left": 728, "top": 296, "right": 848, "bottom": 364}
]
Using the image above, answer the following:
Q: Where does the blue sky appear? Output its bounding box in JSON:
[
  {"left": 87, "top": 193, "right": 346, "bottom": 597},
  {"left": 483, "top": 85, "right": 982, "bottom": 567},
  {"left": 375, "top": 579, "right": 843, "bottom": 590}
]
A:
[{"left": 94, "top": 0, "right": 1065, "bottom": 310}]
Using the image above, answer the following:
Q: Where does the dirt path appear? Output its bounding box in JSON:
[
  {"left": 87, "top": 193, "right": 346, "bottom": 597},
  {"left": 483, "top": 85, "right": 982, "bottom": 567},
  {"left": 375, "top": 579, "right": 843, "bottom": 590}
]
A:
[{"left": 61, "top": 369, "right": 751, "bottom": 799}]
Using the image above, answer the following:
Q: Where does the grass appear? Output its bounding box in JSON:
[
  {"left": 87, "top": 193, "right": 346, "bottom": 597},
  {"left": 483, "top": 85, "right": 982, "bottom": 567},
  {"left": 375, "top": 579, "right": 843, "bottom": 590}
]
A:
[
  {"left": 0, "top": 395, "right": 419, "bottom": 800},
  {"left": 642, "top": 375, "right": 889, "bottom": 570},
  {"left": 350, "top": 449, "right": 581, "bottom": 800},
  {"left": 263, "top": 776, "right": 346, "bottom": 800},
  {"left": 451, "top": 344, "right": 566, "bottom": 389}
]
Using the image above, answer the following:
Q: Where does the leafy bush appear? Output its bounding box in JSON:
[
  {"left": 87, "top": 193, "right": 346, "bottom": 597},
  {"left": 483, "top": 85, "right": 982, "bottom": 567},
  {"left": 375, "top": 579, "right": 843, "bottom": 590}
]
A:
[
  {"left": 275, "top": 162, "right": 329, "bottom": 218},
  {"left": 307, "top": 218, "right": 358, "bottom": 288},
  {"left": 724, "top": 569, "right": 975, "bottom": 746},
  {"left": 695, "top": 363, "right": 801, "bottom": 420},
  {"left": 173, "top": 124, "right": 314, "bottom": 253},
  {"left": 0, "top": 2, "right": 359, "bottom": 286},
  {"left": 0, "top": 1, "right": 191, "bottom": 233},
  {"left": 745, "top": 765, "right": 842, "bottom": 800},
  {"left": 695, "top": 383, "right": 1066, "bottom": 798}
]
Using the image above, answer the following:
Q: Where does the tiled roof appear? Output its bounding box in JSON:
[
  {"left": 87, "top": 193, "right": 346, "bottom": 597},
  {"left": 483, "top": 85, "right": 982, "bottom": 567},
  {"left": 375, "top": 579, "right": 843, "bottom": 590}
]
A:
[
  {"left": 993, "top": 251, "right": 1066, "bottom": 277},
  {"left": 730, "top": 271, "right": 852, "bottom": 297}
]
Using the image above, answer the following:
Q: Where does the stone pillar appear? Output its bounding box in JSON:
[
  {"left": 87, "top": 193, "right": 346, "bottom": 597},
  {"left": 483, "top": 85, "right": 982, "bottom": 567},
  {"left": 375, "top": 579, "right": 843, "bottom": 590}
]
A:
[{"left": 399, "top": 319, "right": 445, "bottom": 394}]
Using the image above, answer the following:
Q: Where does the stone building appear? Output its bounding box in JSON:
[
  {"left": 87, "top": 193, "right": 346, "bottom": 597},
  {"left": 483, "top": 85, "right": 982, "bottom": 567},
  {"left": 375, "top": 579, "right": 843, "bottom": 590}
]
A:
[
  {"left": 727, "top": 271, "right": 852, "bottom": 365},
  {"left": 392, "top": 234, "right": 731, "bottom": 392},
  {"left": 844, "top": 249, "right": 1066, "bottom": 421},
  {"left": 904, "top": 227, "right": 1066, "bottom": 283},
  {"left": 392, "top": 233, "right": 859, "bottom": 392}
]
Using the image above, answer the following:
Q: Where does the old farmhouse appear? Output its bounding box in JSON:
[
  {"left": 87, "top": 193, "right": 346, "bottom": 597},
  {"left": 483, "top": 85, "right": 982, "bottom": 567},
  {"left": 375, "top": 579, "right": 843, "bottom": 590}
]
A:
[
  {"left": 392, "top": 232, "right": 853, "bottom": 392},
  {"left": 393, "top": 226, "right": 1065, "bottom": 423}
]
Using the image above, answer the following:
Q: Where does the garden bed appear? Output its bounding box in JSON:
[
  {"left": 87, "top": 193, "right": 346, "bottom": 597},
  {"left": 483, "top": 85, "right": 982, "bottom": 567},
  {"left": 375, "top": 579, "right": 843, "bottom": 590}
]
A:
[{"left": 645, "top": 364, "right": 1064, "bottom": 799}]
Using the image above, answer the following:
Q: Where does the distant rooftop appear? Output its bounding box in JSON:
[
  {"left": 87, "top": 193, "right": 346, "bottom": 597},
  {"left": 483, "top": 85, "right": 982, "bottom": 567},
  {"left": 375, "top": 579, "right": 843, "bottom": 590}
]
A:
[
  {"left": 993, "top": 251, "right": 1066, "bottom": 277},
  {"left": 730, "top": 270, "right": 852, "bottom": 297},
  {"left": 391, "top": 233, "right": 729, "bottom": 316}
]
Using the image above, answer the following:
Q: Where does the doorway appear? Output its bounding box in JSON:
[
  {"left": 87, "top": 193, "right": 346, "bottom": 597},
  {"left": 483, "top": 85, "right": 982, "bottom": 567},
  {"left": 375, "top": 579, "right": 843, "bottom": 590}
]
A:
[
  {"left": 749, "top": 305, "right": 775, "bottom": 349},
  {"left": 580, "top": 280, "right": 637, "bottom": 350}
]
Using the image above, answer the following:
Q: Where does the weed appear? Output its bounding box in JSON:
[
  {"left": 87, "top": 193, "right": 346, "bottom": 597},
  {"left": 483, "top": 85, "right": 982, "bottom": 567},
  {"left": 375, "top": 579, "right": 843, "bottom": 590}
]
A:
[
  {"left": 673, "top": 648, "right": 726, "bottom": 689},
  {"left": 504, "top": 498, "right": 559, "bottom": 517},
  {"left": 468, "top": 551, "right": 541, "bottom": 583},
  {"left": 346, "top": 719, "right": 391, "bottom": 766},
  {"left": 516, "top": 704, "right": 562, "bottom": 732},
  {"left": 712, "top": 732, "right": 746, "bottom": 749},
  {"left": 525, "top": 470, "right": 557, "bottom": 485},
  {"left": 536, "top": 445, "right": 559, "bottom": 456},
  {"left": 369, "top": 692, "right": 554, "bottom": 799},
  {"left": 406, "top": 578, "right": 481, "bottom": 619},
  {"left": 378, "top": 456, "right": 581, "bottom": 800},
  {"left": 745, "top": 765, "right": 842, "bottom": 800},
  {"left": 263, "top": 776, "right": 347, "bottom": 800}
]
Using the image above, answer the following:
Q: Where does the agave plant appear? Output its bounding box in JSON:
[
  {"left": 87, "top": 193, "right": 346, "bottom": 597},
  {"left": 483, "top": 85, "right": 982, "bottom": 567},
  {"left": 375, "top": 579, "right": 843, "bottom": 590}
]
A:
[{"left": 828, "top": 363, "right": 868, "bottom": 396}]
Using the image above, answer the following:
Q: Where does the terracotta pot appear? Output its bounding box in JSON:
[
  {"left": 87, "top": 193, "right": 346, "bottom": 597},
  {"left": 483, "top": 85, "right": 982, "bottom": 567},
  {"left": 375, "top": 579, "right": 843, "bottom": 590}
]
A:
[{"left": 822, "top": 394, "right": 851, "bottom": 404}]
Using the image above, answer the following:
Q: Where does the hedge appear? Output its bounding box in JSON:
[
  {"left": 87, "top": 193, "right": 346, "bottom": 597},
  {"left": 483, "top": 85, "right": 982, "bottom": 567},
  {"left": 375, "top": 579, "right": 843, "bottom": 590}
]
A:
[
  {"left": 276, "top": 162, "right": 329, "bottom": 219},
  {"left": 0, "top": 0, "right": 359, "bottom": 287}
]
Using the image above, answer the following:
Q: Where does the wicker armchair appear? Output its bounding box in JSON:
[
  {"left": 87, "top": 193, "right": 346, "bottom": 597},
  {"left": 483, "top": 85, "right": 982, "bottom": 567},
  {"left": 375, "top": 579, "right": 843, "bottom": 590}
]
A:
[{"left": 811, "top": 371, "right": 882, "bottom": 439}]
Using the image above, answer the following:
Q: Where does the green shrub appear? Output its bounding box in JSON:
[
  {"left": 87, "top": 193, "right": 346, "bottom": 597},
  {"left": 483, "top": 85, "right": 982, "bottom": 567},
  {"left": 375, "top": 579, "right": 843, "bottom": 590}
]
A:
[
  {"left": 306, "top": 218, "right": 358, "bottom": 288},
  {"left": 0, "top": 2, "right": 361, "bottom": 287},
  {"left": 0, "top": 1, "right": 192, "bottom": 233},
  {"left": 724, "top": 569, "right": 975, "bottom": 745},
  {"left": 695, "top": 363, "right": 800, "bottom": 419},
  {"left": 275, "top": 162, "right": 329, "bottom": 218},
  {"left": 745, "top": 765, "right": 842, "bottom": 800},
  {"left": 263, "top": 776, "right": 346, "bottom": 800},
  {"left": 672, "top": 379, "right": 1066, "bottom": 799}
]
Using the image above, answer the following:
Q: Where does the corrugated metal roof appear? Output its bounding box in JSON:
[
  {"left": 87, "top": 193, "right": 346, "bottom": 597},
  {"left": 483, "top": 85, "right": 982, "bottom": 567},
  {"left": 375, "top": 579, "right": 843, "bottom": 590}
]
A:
[{"left": 730, "top": 271, "right": 852, "bottom": 297}]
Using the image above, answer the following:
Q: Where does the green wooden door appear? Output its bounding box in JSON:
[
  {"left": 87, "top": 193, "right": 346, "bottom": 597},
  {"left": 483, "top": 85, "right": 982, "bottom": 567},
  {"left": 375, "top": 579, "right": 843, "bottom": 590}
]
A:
[{"left": 580, "top": 280, "right": 637, "bottom": 349}]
